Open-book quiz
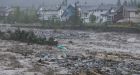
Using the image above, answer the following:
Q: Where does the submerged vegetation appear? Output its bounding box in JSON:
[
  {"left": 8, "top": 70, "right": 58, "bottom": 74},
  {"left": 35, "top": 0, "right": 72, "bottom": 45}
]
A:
[{"left": 0, "top": 28, "right": 58, "bottom": 46}]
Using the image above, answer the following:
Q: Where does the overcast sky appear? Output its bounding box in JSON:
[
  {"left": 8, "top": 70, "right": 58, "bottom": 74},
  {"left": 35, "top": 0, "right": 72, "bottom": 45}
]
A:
[{"left": 0, "top": 0, "right": 133, "bottom": 7}]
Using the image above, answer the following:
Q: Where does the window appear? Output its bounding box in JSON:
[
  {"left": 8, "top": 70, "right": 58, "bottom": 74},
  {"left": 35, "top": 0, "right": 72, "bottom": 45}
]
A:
[
  {"left": 135, "top": 11, "right": 139, "bottom": 15},
  {"left": 84, "top": 13, "right": 88, "bottom": 17},
  {"left": 101, "top": 10, "right": 103, "bottom": 12}
]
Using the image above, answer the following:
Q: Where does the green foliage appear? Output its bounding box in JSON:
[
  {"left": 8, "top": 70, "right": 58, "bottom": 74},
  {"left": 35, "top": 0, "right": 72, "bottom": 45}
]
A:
[
  {"left": 138, "top": 3, "right": 140, "bottom": 8},
  {"left": 89, "top": 14, "right": 96, "bottom": 23},
  {"left": 48, "top": 16, "right": 61, "bottom": 25},
  {"left": 100, "top": 19, "right": 103, "bottom": 23},
  {"left": 6, "top": 6, "right": 38, "bottom": 24},
  {"left": 68, "top": 6, "right": 83, "bottom": 25},
  {"left": 45, "top": 16, "right": 62, "bottom": 28}
]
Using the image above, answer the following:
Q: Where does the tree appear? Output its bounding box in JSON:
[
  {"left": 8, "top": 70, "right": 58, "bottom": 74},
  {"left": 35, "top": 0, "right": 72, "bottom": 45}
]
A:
[
  {"left": 74, "top": 4, "right": 82, "bottom": 25},
  {"left": 14, "top": 6, "right": 21, "bottom": 22},
  {"left": 89, "top": 14, "right": 96, "bottom": 23},
  {"left": 138, "top": 2, "right": 140, "bottom": 8},
  {"left": 68, "top": 3, "right": 83, "bottom": 25},
  {"left": 26, "top": 7, "right": 39, "bottom": 23},
  {"left": 137, "top": 2, "right": 140, "bottom": 18},
  {"left": 7, "top": 6, "right": 39, "bottom": 24}
]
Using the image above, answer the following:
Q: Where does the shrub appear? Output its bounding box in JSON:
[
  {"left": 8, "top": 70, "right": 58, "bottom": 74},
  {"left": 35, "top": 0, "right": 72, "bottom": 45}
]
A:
[{"left": 0, "top": 29, "right": 58, "bottom": 46}]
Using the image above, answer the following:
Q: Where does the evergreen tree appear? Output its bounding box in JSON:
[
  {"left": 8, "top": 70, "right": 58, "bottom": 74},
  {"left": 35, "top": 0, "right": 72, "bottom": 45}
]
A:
[
  {"left": 89, "top": 14, "right": 96, "bottom": 23},
  {"left": 7, "top": 6, "right": 38, "bottom": 23},
  {"left": 69, "top": 2, "right": 82, "bottom": 25}
]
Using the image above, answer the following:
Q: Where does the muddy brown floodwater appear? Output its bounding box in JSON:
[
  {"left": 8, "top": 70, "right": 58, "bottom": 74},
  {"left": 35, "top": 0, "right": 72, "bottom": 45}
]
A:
[{"left": 0, "top": 28, "right": 140, "bottom": 75}]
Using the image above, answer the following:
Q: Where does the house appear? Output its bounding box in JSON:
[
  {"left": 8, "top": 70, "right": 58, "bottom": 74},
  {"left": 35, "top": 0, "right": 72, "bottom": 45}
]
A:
[
  {"left": 97, "top": 0, "right": 140, "bottom": 24},
  {"left": 37, "top": 6, "right": 61, "bottom": 21},
  {"left": 110, "top": 0, "right": 140, "bottom": 23},
  {"left": 88, "top": 0, "right": 121, "bottom": 23},
  {"left": 0, "top": 7, "right": 13, "bottom": 17},
  {"left": 37, "top": 4, "right": 76, "bottom": 22},
  {"left": 36, "top": 0, "right": 140, "bottom": 24},
  {"left": 102, "top": 7, "right": 118, "bottom": 23},
  {"left": 79, "top": 3, "right": 118, "bottom": 23},
  {"left": 117, "top": 6, "right": 140, "bottom": 23},
  {"left": 0, "top": 7, "right": 14, "bottom": 23},
  {"left": 37, "top": 0, "right": 68, "bottom": 21},
  {"left": 93, "top": 4, "right": 117, "bottom": 23},
  {"left": 112, "top": 6, "right": 124, "bottom": 23}
]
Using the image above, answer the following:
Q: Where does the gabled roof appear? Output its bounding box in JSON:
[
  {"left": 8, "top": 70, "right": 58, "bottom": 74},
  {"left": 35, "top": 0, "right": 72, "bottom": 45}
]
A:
[
  {"left": 38, "top": 5, "right": 60, "bottom": 11},
  {"left": 61, "top": 4, "right": 75, "bottom": 17},
  {"left": 124, "top": 6, "right": 139, "bottom": 12},
  {"left": 103, "top": 7, "right": 118, "bottom": 16},
  {"left": 79, "top": 5, "right": 98, "bottom": 12},
  {"left": 46, "top": 6, "right": 60, "bottom": 11},
  {"left": 0, "top": 7, "right": 7, "bottom": 12}
]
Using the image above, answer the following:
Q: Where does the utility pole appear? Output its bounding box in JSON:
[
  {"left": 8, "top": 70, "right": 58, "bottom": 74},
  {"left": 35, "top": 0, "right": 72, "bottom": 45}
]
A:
[
  {"left": 42, "top": 0, "right": 45, "bottom": 26},
  {"left": 129, "top": 11, "right": 131, "bottom": 25}
]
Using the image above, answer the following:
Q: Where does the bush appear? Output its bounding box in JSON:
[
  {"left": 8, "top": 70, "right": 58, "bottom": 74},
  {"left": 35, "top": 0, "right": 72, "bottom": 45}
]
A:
[{"left": 47, "top": 37, "right": 58, "bottom": 46}]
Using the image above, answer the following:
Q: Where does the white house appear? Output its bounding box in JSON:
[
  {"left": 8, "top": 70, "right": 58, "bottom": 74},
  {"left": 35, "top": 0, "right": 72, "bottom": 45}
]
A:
[
  {"left": 101, "top": 7, "right": 118, "bottom": 23},
  {"left": 37, "top": 0, "right": 68, "bottom": 21},
  {"left": 93, "top": 4, "right": 117, "bottom": 23},
  {"left": 37, "top": 6, "right": 62, "bottom": 21},
  {"left": 79, "top": 4, "right": 118, "bottom": 23}
]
